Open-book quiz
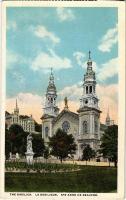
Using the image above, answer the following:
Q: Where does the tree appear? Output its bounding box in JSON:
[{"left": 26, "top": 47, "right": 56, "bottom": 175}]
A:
[
  {"left": 43, "top": 147, "right": 50, "bottom": 163},
  {"left": 32, "top": 134, "right": 45, "bottom": 157},
  {"left": 35, "top": 121, "right": 42, "bottom": 133},
  {"left": 49, "top": 128, "right": 76, "bottom": 163},
  {"left": 9, "top": 124, "right": 25, "bottom": 154},
  {"left": 5, "top": 128, "right": 11, "bottom": 159},
  {"left": 100, "top": 125, "right": 118, "bottom": 167},
  {"left": 82, "top": 144, "right": 95, "bottom": 165}
]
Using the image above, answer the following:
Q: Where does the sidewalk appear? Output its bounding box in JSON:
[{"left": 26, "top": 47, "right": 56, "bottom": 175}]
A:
[{"left": 63, "top": 160, "right": 114, "bottom": 167}]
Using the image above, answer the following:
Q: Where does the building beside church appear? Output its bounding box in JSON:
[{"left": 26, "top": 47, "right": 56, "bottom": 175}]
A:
[
  {"left": 5, "top": 100, "right": 35, "bottom": 133},
  {"left": 41, "top": 53, "right": 107, "bottom": 159},
  {"left": 105, "top": 108, "right": 114, "bottom": 126}
]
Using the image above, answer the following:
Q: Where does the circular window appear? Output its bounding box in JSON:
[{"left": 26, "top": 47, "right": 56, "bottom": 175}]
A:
[{"left": 62, "top": 121, "right": 70, "bottom": 133}]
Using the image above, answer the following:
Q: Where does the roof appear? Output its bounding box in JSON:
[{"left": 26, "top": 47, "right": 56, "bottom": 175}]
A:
[
  {"left": 5, "top": 111, "right": 10, "bottom": 116},
  {"left": 53, "top": 109, "right": 79, "bottom": 124},
  {"left": 19, "top": 115, "right": 30, "bottom": 119},
  {"left": 41, "top": 114, "right": 55, "bottom": 120}
]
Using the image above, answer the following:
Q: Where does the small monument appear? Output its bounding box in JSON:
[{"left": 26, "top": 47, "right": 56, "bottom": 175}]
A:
[
  {"left": 25, "top": 133, "right": 34, "bottom": 164},
  {"left": 16, "top": 152, "right": 19, "bottom": 160},
  {"left": 9, "top": 152, "right": 12, "bottom": 159}
]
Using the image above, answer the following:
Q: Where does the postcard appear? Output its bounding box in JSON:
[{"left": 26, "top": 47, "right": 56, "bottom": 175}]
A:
[{"left": 0, "top": 1, "right": 125, "bottom": 200}]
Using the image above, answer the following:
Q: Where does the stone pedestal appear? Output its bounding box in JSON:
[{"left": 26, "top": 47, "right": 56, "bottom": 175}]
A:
[{"left": 25, "top": 152, "right": 34, "bottom": 164}]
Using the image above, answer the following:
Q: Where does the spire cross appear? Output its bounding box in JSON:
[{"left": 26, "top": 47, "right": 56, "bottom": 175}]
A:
[{"left": 51, "top": 67, "right": 53, "bottom": 75}]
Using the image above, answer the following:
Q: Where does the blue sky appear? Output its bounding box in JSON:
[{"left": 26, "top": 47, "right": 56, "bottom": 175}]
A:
[{"left": 6, "top": 7, "right": 118, "bottom": 123}]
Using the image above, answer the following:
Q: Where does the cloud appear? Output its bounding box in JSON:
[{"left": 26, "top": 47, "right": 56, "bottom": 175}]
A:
[
  {"left": 6, "top": 50, "right": 19, "bottom": 69},
  {"left": 73, "top": 51, "right": 86, "bottom": 66},
  {"left": 31, "top": 49, "right": 72, "bottom": 72},
  {"left": 58, "top": 82, "right": 82, "bottom": 102},
  {"left": 6, "top": 50, "right": 27, "bottom": 69},
  {"left": 56, "top": 8, "right": 75, "bottom": 22},
  {"left": 98, "top": 24, "right": 118, "bottom": 52},
  {"left": 7, "top": 21, "right": 17, "bottom": 31},
  {"left": 6, "top": 93, "right": 44, "bottom": 123},
  {"left": 33, "top": 25, "right": 60, "bottom": 44},
  {"left": 97, "top": 84, "right": 118, "bottom": 124},
  {"left": 97, "top": 57, "right": 118, "bottom": 81},
  {"left": 12, "top": 72, "right": 25, "bottom": 84},
  {"left": 76, "top": 55, "right": 118, "bottom": 82}
]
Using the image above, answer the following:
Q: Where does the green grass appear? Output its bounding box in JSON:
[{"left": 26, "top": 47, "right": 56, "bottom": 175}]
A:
[{"left": 5, "top": 166, "right": 117, "bottom": 193}]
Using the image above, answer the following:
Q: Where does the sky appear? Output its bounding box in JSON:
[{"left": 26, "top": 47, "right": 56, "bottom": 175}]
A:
[{"left": 6, "top": 7, "right": 118, "bottom": 124}]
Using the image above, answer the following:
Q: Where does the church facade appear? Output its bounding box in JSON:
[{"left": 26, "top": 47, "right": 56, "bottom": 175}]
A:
[{"left": 41, "top": 53, "right": 103, "bottom": 159}]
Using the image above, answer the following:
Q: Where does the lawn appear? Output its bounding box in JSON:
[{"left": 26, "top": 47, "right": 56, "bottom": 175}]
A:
[{"left": 5, "top": 165, "right": 117, "bottom": 193}]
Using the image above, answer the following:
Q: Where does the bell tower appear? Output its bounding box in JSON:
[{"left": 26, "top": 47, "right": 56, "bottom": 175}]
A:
[
  {"left": 80, "top": 51, "right": 99, "bottom": 109},
  {"left": 77, "top": 51, "right": 101, "bottom": 158},
  {"left": 41, "top": 68, "right": 59, "bottom": 144},
  {"left": 43, "top": 68, "right": 59, "bottom": 117}
]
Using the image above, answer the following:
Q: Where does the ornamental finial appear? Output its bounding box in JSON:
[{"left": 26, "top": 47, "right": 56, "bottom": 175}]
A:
[
  {"left": 64, "top": 97, "right": 69, "bottom": 110},
  {"left": 88, "top": 50, "right": 91, "bottom": 60}
]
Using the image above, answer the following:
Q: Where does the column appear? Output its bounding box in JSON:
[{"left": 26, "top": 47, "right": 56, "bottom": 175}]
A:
[
  {"left": 50, "top": 120, "right": 52, "bottom": 137},
  {"left": 79, "top": 115, "right": 81, "bottom": 135}
]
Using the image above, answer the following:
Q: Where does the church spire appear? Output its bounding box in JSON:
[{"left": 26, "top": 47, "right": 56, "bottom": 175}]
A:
[
  {"left": 44, "top": 68, "right": 59, "bottom": 117},
  {"left": 80, "top": 50, "right": 99, "bottom": 110},
  {"left": 49, "top": 68, "right": 54, "bottom": 85},
  {"left": 107, "top": 107, "right": 110, "bottom": 119},
  {"left": 14, "top": 99, "right": 19, "bottom": 115},
  {"left": 106, "top": 107, "right": 110, "bottom": 126},
  {"left": 87, "top": 50, "right": 92, "bottom": 69},
  {"left": 16, "top": 99, "right": 18, "bottom": 109}
]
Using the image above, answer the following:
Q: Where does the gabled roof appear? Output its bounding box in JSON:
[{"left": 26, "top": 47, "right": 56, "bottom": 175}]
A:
[
  {"left": 40, "top": 114, "right": 55, "bottom": 120},
  {"left": 53, "top": 109, "right": 79, "bottom": 125},
  {"left": 5, "top": 111, "right": 11, "bottom": 116}
]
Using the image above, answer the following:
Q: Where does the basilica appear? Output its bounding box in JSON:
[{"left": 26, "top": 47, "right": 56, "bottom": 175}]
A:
[
  {"left": 41, "top": 53, "right": 113, "bottom": 159},
  {"left": 5, "top": 52, "right": 114, "bottom": 160}
]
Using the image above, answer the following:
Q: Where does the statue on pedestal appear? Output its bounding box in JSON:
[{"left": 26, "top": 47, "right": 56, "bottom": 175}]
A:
[
  {"left": 27, "top": 133, "right": 33, "bottom": 152},
  {"left": 25, "top": 133, "right": 34, "bottom": 164}
]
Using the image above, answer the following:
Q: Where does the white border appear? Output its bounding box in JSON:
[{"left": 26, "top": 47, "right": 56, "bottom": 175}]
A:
[{"left": 1, "top": 1, "right": 125, "bottom": 200}]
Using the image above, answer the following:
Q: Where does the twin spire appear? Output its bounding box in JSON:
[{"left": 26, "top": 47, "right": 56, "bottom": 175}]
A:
[{"left": 87, "top": 50, "right": 92, "bottom": 68}]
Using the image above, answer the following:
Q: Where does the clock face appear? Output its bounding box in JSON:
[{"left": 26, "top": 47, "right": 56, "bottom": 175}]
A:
[{"left": 62, "top": 121, "right": 70, "bottom": 133}]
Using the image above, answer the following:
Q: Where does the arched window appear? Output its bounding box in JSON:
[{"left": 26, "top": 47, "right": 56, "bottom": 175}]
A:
[
  {"left": 86, "top": 86, "right": 88, "bottom": 94},
  {"left": 45, "top": 126, "right": 49, "bottom": 138},
  {"left": 62, "top": 121, "right": 70, "bottom": 133},
  {"left": 89, "top": 86, "right": 92, "bottom": 93},
  {"left": 83, "top": 121, "right": 88, "bottom": 134}
]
